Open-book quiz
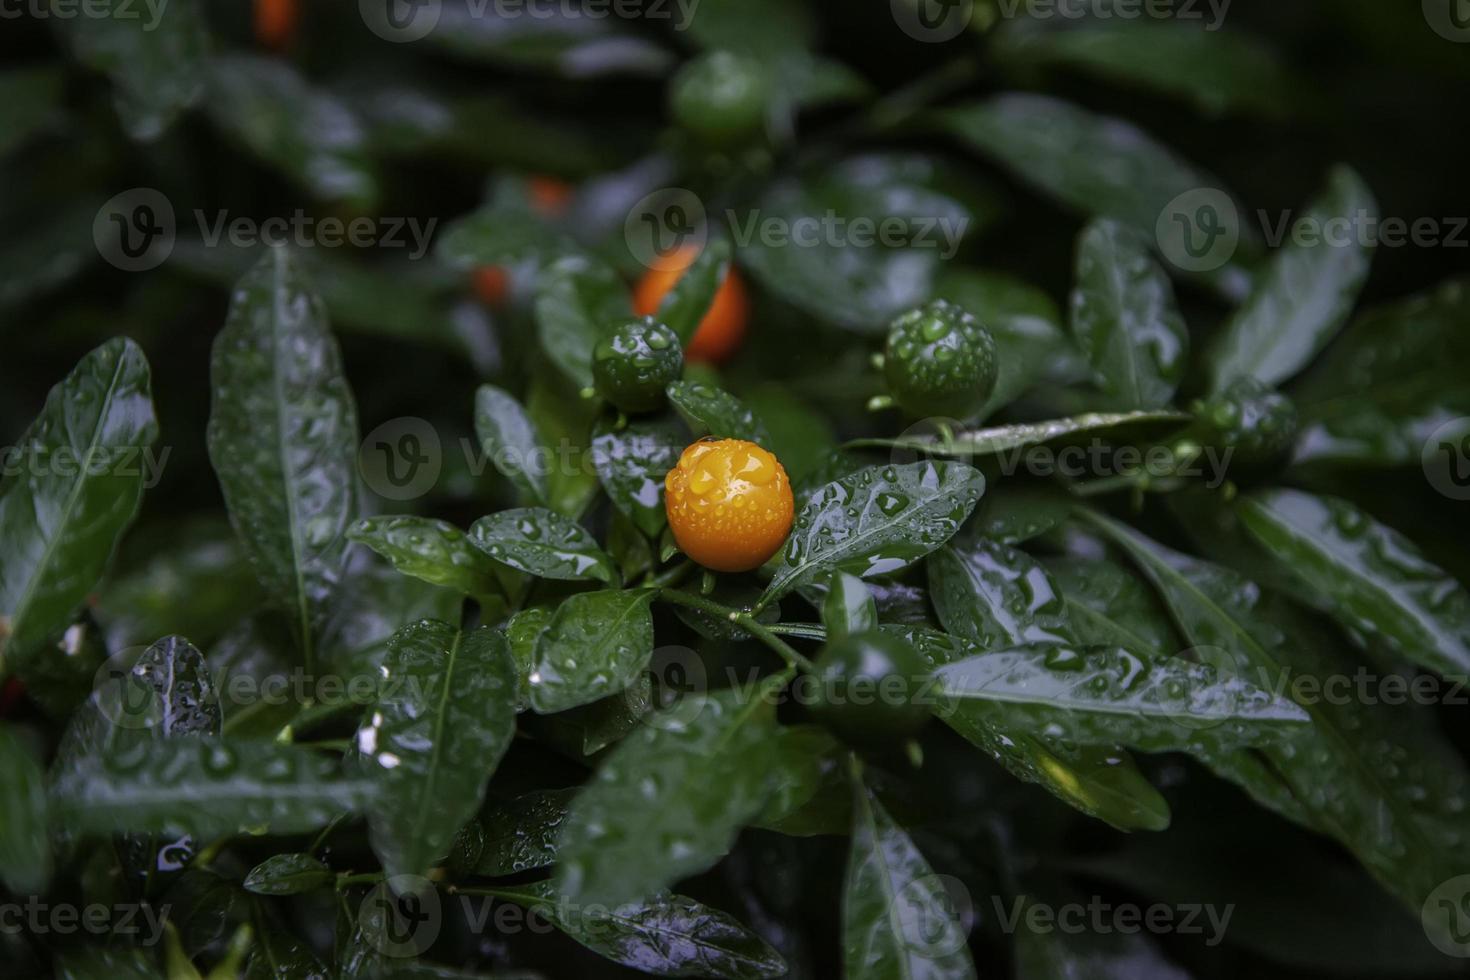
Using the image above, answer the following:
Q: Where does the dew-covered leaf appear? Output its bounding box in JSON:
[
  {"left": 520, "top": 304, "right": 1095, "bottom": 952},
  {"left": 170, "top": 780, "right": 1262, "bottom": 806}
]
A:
[
  {"left": 242, "top": 853, "right": 334, "bottom": 896},
  {"left": 0, "top": 337, "right": 158, "bottom": 669},
  {"left": 556, "top": 686, "right": 780, "bottom": 907},
  {"left": 348, "top": 515, "right": 502, "bottom": 604},
  {"left": 846, "top": 410, "right": 1188, "bottom": 457},
  {"left": 469, "top": 506, "right": 616, "bottom": 584},
  {"left": 1238, "top": 488, "right": 1470, "bottom": 677},
  {"left": 474, "top": 384, "right": 549, "bottom": 507},
  {"left": 474, "top": 788, "right": 576, "bottom": 876},
  {"left": 1207, "top": 166, "right": 1376, "bottom": 391},
  {"left": 528, "top": 589, "right": 655, "bottom": 714},
  {"left": 1069, "top": 219, "right": 1188, "bottom": 409},
  {"left": 822, "top": 572, "right": 878, "bottom": 640},
  {"left": 929, "top": 537, "right": 1076, "bottom": 649},
  {"left": 358, "top": 621, "right": 518, "bottom": 880},
  {"left": 761, "top": 462, "right": 984, "bottom": 605},
  {"left": 591, "top": 415, "right": 686, "bottom": 539},
  {"left": 207, "top": 248, "right": 360, "bottom": 662},
  {"left": 843, "top": 765, "right": 977, "bottom": 980},
  {"left": 494, "top": 879, "right": 787, "bottom": 979},
  {"left": 50, "top": 738, "right": 376, "bottom": 838},
  {"left": 666, "top": 380, "right": 771, "bottom": 445},
  {"left": 535, "top": 254, "right": 629, "bottom": 389}
]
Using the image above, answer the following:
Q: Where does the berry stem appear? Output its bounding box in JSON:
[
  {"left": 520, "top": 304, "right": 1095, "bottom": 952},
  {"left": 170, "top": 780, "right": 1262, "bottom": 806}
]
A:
[{"left": 656, "top": 588, "right": 818, "bottom": 675}]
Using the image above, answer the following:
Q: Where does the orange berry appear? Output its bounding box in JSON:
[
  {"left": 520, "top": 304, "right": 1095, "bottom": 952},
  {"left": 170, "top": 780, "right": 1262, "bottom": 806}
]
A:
[
  {"left": 633, "top": 244, "right": 749, "bottom": 364},
  {"left": 527, "top": 175, "right": 573, "bottom": 217},
  {"left": 665, "top": 439, "right": 794, "bottom": 573},
  {"left": 472, "top": 265, "right": 510, "bottom": 306},
  {"left": 255, "top": 0, "right": 296, "bottom": 49}
]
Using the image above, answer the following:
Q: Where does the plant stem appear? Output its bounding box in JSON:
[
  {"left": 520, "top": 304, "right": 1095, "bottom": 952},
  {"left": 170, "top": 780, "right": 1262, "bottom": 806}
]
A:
[
  {"left": 765, "top": 623, "right": 828, "bottom": 642},
  {"left": 656, "top": 589, "right": 820, "bottom": 674}
]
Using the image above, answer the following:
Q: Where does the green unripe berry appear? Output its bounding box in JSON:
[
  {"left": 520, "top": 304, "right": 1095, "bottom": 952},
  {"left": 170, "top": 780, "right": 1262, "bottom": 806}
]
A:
[
  {"left": 883, "top": 299, "right": 999, "bottom": 419},
  {"left": 593, "top": 316, "right": 683, "bottom": 413},
  {"left": 1189, "top": 377, "right": 1299, "bottom": 468},
  {"left": 810, "top": 630, "right": 933, "bottom": 746},
  {"left": 669, "top": 51, "right": 771, "bottom": 147}
]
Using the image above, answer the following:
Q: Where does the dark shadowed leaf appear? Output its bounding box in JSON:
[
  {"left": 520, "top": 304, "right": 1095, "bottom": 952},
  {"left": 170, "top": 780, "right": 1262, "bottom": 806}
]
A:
[
  {"left": 666, "top": 380, "right": 771, "bottom": 445},
  {"left": 822, "top": 572, "right": 878, "bottom": 640},
  {"left": 0, "top": 724, "right": 50, "bottom": 895},
  {"left": 474, "top": 788, "right": 576, "bottom": 876},
  {"left": 535, "top": 254, "right": 629, "bottom": 389},
  {"left": 243, "top": 853, "right": 334, "bottom": 896}
]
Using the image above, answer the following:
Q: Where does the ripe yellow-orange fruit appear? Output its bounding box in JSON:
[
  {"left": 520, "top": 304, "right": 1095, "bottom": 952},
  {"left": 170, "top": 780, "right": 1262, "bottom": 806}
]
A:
[
  {"left": 633, "top": 244, "right": 749, "bottom": 364},
  {"left": 665, "top": 439, "right": 794, "bottom": 572}
]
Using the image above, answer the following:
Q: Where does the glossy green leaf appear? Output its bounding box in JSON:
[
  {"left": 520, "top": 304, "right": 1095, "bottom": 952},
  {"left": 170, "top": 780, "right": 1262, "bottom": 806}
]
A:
[
  {"left": 846, "top": 410, "right": 1188, "bottom": 457},
  {"left": 359, "top": 621, "right": 518, "bottom": 880},
  {"left": 474, "top": 788, "right": 575, "bottom": 876},
  {"left": 590, "top": 414, "right": 686, "bottom": 539},
  {"left": 666, "top": 380, "right": 771, "bottom": 445},
  {"left": 348, "top": 516, "right": 501, "bottom": 604},
  {"left": 527, "top": 372, "right": 602, "bottom": 518},
  {"left": 1239, "top": 488, "right": 1470, "bottom": 677},
  {"left": 1045, "top": 555, "right": 1180, "bottom": 659},
  {"left": 494, "top": 879, "right": 786, "bottom": 979},
  {"left": 935, "top": 645, "right": 1308, "bottom": 752},
  {"left": 843, "top": 766, "right": 977, "bottom": 980},
  {"left": 474, "top": 384, "right": 550, "bottom": 506},
  {"left": 754, "top": 724, "right": 848, "bottom": 835},
  {"left": 536, "top": 254, "right": 629, "bottom": 389},
  {"left": 1085, "top": 511, "right": 1470, "bottom": 920},
  {"left": 761, "top": 461, "right": 985, "bottom": 605},
  {"left": 943, "top": 93, "right": 1255, "bottom": 299},
  {"left": 972, "top": 484, "right": 1074, "bottom": 545},
  {"left": 242, "top": 853, "right": 334, "bottom": 896},
  {"left": 1207, "top": 165, "right": 1376, "bottom": 391},
  {"left": 822, "top": 572, "right": 878, "bottom": 640},
  {"left": 54, "top": 0, "right": 208, "bottom": 141},
  {"left": 436, "top": 202, "right": 573, "bottom": 270},
  {"left": 1292, "top": 276, "right": 1470, "bottom": 466},
  {"left": 528, "top": 589, "right": 655, "bottom": 714},
  {"left": 0, "top": 337, "right": 158, "bottom": 668},
  {"left": 207, "top": 248, "right": 360, "bottom": 663},
  {"left": 1069, "top": 219, "right": 1188, "bottom": 409},
  {"left": 469, "top": 506, "right": 616, "bottom": 584},
  {"left": 0, "top": 724, "right": 50, "bottom": 895},
  {"left": 891, "top": 625, "right": 1170, "bottom": 832},
  {"left": 206, "top": 56, "right": 378, "bottom": 207},
  {"left": 50, "top": 737, "right": 376, "bottom": 838},
  {"left": 929, "top": 537, "right": 1075, "bottom": 649},
  {"left": 556, "top": 686, "right": 780, "bottom": 906},
  {"left": 657, "top": 238, "right": 732, "bottom": 345}
]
